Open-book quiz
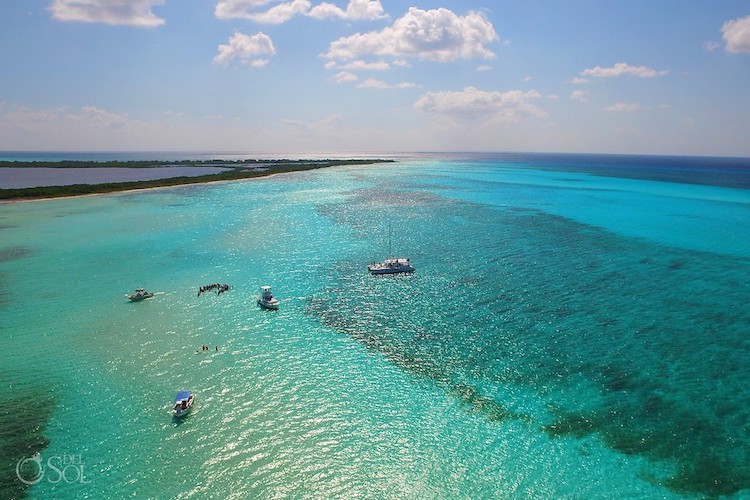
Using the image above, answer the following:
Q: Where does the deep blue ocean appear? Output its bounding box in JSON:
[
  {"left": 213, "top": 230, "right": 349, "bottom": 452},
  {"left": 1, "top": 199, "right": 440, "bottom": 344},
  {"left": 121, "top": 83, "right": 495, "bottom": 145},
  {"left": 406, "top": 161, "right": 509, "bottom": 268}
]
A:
[{"left": 1, "top": 152, "right": 749, "bottom": 498}]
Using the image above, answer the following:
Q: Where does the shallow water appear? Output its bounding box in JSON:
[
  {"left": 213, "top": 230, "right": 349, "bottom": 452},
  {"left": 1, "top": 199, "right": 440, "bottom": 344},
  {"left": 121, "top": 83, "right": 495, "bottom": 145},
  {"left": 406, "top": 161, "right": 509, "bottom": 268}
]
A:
[{"left": 1, "top": 154, "right": 748, "bottom": 498}]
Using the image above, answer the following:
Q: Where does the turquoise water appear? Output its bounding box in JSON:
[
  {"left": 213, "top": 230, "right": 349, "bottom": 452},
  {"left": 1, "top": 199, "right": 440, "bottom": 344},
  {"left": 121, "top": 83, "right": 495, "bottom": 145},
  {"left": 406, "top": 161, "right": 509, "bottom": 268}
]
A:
[{"left": 1, "top": 155, "right": 749, "bottom": 498}]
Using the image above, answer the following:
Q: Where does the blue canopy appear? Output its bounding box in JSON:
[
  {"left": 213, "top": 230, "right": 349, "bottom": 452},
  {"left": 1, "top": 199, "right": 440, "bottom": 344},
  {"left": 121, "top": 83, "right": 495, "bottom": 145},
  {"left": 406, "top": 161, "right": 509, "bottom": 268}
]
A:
[{"left": 175, "top": 391, "right": 192, "bottom": 401}]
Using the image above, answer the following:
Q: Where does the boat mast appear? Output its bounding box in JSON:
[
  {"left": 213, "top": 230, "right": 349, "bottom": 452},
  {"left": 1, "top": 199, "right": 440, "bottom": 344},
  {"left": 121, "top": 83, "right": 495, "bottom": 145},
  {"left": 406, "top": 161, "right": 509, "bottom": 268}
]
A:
[{"left": 388, "top": 222, "right": 393, "bottom": 258}]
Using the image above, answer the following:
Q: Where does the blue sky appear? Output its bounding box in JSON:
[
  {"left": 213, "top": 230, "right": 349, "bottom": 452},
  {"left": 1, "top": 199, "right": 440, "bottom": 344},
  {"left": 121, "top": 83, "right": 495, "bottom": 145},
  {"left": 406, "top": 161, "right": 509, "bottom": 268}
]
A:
[{"left": 1, "top": 1, "right": 749, "bottom": 156}]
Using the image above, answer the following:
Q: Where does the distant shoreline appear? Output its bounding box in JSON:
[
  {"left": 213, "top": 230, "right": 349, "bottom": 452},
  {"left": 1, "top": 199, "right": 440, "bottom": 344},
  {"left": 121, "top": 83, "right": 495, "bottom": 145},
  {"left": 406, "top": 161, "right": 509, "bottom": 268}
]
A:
[{"left": 0, "top": 159, "right": 393, "bottom": 202}]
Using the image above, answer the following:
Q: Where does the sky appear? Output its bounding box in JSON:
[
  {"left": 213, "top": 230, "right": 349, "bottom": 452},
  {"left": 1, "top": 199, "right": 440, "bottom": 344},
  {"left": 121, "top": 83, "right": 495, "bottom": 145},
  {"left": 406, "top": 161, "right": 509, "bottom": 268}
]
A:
[{"left": 0, "top": 1, "right": 749, "bottom": 156}]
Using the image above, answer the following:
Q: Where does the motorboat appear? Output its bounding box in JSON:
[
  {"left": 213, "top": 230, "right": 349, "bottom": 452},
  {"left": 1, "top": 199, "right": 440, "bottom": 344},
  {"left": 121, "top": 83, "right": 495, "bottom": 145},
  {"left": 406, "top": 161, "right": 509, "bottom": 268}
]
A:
[
  {"left": 126, "top": 288, "right": 154, "bottom": 301},
  {"left": 368, "top": 257, "right": 415, "bottom": 275},
  {"left": 172, "top": 391, "right": 194, "bottom": 417},
  {"left": 257, "top": 286, "right": 280, "bottom": 310}
]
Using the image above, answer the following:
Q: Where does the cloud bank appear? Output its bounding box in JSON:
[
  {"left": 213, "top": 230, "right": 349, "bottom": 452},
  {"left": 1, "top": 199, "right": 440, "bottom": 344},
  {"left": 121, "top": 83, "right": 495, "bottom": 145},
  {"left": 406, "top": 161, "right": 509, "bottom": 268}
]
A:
[
  {"left": 581, "top": 62, "right": 668, "bottom": 78},
  {"left": 215, "top": 0, "right": 386, "bottom": 24},
  {"left": 49, "top": 0, "right": 166, "bottom": 27},
  {"left": 414, "top": 87, "right": 545, "bottom": 124},
  {"left": 605, "top": 102, "right": 640, "bottom": 112}
]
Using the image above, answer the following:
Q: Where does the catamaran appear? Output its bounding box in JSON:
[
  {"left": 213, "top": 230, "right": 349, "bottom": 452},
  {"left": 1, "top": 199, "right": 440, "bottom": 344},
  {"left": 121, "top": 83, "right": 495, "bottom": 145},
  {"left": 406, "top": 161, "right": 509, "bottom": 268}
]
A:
[
  {"left": 368, "top": 225, "right": 415, "bottom": 274},
  {"left": 368, "top": 257, "right": 415, "bottom": 274}
]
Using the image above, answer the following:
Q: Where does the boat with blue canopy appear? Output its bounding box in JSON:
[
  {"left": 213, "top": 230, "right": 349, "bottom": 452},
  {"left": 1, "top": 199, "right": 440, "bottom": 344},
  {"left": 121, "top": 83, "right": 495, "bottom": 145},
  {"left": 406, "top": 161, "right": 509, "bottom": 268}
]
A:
[{"left": 172, "top": 391, "right": 194, "bottom": 417}]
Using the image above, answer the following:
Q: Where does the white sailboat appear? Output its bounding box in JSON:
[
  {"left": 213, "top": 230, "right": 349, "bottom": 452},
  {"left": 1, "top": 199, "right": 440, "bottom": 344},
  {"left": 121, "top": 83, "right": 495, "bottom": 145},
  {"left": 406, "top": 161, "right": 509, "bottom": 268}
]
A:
[{"left": 367, "top": 225, "right": 415, "bottom": 275}]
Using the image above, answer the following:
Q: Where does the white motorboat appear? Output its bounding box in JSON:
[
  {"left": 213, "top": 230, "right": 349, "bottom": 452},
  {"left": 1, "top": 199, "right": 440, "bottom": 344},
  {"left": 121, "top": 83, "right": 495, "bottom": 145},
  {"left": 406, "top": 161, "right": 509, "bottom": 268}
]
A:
[
  {"left": 172, "top": 391, "right": 194, "bottom": 417},
  {"left": 126, "top": 288, "right": 154, "bottom": 301},
  {"left": 257, "top": 286, "right": 280, "bottom": 310}
]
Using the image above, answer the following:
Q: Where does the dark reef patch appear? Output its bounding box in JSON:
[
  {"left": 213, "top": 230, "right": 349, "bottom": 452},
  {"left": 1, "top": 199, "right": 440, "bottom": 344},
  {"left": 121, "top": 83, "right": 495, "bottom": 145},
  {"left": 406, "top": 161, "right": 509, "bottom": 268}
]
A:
[
  {"left": 0, "top": 246, "right": 31, "bottom": 263},
  {"left": 0, "top": 374, "right": 55, "bottom": 499},
  {"left": 305, "top": 294, "right": 531, "bottom": 425}
]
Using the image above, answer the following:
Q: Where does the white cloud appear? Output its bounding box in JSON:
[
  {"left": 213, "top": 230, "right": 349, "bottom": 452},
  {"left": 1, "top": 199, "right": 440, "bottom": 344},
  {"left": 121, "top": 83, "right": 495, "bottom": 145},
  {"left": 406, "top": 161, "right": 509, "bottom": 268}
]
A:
[
  {"left": 282, "top": 113, "right": 344, "bottom": 136},
  {"left": 215, "top": 0, "right": 385, "bottom": 23},
  {"left": 570, "top": 90, "right": 588, "bottom": 103},
  {"left": 309, "top": 0, "right": 387, "bottom": 20},
  {"left": 477, "top": 65, "right": 492, "bottom": 72},
  {"left": 215, "top": 0, "right": 270, "bottom": 19},
  {"left": 581, "top": 62, "right": 668, "bottom": 78},
  {"left": 414, "top": 87, "right": 546, "bottom": 124},
  {"left": 334, "top": 71, "right": 358, "bottom": 83},
  {"left": 215, "top": 0, "right": 311, "bottom": 23},
  {"left": 722, "top": 15, "right": 750, "bottom": 54},
  {"left": 0, "top": 103, "right": 134, "bottom": 150},
  {"left": 338, "top": 60, "right": 390, "bottom": 71},
  {"left": 4, "top": 104, "right": 127, "bottom": 129},
  {"left": 322, "top": 7, "right": 498, "bottom": 62},
  {"left": 249, "top": 0, "right": 312, "bottom": 24},
  {"left": 248, "top": 58, "right": 271, "bottom": 68},
  {"left": 703, "top": 41, "right": 721, "bottom": 52},
  {"left": 80, "top": 106, "right": 128, "bottom": 127},
  {"left": 356, "top": 78, "right": 418, "bottom": 89},
  {"left": 570, "top": 77, "right": 590, "bottom": 85},
  {"left": 605, "top": 102, "right": 640, "bottom": 112},
  {"left": 214, "top": 32, "right": 275, "bottom": 66},
  {"left": 49, "top": 0, "right": 165, "bottom": 27},
  {"left": 0, "top": 102, "right": 284, "bottom": 151}
]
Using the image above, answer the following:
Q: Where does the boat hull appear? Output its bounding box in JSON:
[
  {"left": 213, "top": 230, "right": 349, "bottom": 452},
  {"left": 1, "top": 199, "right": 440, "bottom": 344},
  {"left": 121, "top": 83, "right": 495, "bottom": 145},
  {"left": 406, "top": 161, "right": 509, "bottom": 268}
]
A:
[
  {"left": 368, "top": 266, "right": 415, "bottom": 275},
  {"left": 367, "top": 257, "right": 414, "bottom": 275},
  {"left": 257, "top": 299, "right": 279, "bottom": 310},
  {"left": 173, "top": 407, "right": 192, "bottom": 418},
  {"left": 173, "top": 392, "right": 194, "bottom": 417},
  {"left": 127, "top": 294, "right": 154, "bottom": 301}
]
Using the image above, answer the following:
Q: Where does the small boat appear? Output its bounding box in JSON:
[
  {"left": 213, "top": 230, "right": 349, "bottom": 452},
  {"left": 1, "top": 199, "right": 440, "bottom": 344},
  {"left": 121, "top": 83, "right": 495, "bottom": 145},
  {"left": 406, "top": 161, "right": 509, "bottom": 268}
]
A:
[
  {"left": 368, "top": 257, "right": 415, "bottom": 275},
  {"left": 257, "top": 286, "right": 280, "bottom": 310},
  {"left": 126, "top": 288, "right": 154, "bottom": 301},
  {"left": 368, "top": 224, "right": 415, "bottom": 275},
  {"left": 172, "top": 391, "right": 194, "bottom": 417}
]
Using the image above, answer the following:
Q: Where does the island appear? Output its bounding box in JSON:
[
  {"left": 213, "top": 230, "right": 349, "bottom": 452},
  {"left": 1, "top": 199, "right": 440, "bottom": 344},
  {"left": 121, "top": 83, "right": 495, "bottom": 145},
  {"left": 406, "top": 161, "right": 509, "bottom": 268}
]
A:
[{"left": 0, "top": 158, "right": 393, "bottom": 201}]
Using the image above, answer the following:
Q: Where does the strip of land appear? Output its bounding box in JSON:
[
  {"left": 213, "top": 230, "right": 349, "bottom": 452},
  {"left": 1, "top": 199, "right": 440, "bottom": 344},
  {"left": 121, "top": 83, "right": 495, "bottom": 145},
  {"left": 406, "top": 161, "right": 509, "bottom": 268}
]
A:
[{"left": 0, "top": 159, "right": 392, "bottom": 201}]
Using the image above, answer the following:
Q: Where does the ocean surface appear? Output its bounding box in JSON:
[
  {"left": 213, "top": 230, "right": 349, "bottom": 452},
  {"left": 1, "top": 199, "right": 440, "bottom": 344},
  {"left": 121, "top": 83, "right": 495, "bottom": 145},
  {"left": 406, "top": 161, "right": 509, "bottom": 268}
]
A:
[{"left": 1, "top": 152, "right": 749, "bottom": 499}]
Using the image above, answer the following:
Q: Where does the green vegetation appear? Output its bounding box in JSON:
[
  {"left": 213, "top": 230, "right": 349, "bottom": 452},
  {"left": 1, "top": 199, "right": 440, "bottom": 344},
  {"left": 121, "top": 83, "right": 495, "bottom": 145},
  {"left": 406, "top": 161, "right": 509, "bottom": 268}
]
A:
[
  {"left": 0, "top": 158, "right": 370, "bottom": 169},
  {"left": 0, "top": 159, "right": 392, "bottom": 201}
]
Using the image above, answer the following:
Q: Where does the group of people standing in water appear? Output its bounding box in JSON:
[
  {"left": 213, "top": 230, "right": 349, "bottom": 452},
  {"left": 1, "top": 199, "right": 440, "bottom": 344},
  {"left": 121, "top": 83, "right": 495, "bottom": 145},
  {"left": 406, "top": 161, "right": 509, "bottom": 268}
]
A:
[
  {"left": 197, "top": 283, "right": 231, "bottom": 296},
  {"left": 195, "top": 282, "right": 231, "bottom": 351}
]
